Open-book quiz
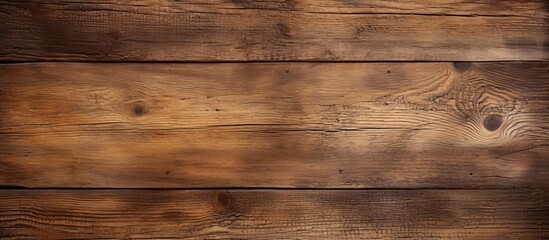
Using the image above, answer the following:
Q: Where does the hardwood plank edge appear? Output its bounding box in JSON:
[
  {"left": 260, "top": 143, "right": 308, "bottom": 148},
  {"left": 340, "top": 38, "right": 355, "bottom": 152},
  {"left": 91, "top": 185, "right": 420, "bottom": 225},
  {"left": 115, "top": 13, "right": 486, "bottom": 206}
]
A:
[{"left": 1, "top": 188, "right": 545, "bottom": 239}]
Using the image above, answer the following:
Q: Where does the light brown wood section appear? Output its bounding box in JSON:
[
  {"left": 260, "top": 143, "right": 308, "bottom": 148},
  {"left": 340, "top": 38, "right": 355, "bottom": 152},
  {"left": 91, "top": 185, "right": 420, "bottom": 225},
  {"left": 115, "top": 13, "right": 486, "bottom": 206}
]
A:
[
  {"left": 0, "top": 189, "right": 547, "bottom": 239},
  {"left": 0, "top": 0, "right": 547, "bottom": 61},
  {"left": 1, "top": 62, "right": 548, "bottom": 188}
]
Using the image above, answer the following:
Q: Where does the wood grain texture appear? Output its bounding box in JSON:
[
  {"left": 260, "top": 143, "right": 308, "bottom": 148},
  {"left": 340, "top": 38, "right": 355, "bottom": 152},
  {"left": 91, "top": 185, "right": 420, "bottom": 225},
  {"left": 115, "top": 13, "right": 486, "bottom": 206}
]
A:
[
  {"left": 0, "top": 189, "right": 547, "bottom": 239},
  {"left": 0, "top": 0, "right": 547, "bottom": 62},
  {"left": 1, "top": 62, "right": 548, "bottom": 188}
]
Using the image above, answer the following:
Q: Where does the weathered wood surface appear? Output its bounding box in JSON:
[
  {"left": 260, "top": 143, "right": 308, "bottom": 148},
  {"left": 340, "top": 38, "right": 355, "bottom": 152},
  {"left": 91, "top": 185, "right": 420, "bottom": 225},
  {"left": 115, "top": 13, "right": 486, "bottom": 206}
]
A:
[
  {"left": 1, "top": 62, "right": 548, "bottom": 188},
  {"left": 0, "top": 0, "right": 547, "bottom": 62},
  {"left": 0, "top": 189, "right": 547, "bottom": 239}
]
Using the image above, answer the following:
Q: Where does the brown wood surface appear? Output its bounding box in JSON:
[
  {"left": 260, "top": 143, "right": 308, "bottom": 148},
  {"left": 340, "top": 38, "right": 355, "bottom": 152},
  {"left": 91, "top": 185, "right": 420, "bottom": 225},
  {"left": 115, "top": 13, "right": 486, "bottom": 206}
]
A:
[
  {"left": 1, "top": 62, "right": 548, "bottom": 188},
  {"left": 0, "top": 189, "right": 547, "bottom": 239},
  {"left": 0, "top": 0, "right": 547, "bottom": 62},
  {"left": 1, "top": 1, "right": 548, "bottom": 238}
]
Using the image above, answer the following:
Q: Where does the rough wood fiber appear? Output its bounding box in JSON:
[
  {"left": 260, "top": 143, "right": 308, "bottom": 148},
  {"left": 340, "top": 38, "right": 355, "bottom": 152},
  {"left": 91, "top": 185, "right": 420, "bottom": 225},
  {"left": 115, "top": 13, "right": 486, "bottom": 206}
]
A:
[
  {"left": 1, "top": 62, "right": 548, "bottom": 188},
  {"left": 0, "top": 0, "right": 547, "bottom": 61},
  {"left": 0, "top": 190, "right": 547, "bottom": 239}
]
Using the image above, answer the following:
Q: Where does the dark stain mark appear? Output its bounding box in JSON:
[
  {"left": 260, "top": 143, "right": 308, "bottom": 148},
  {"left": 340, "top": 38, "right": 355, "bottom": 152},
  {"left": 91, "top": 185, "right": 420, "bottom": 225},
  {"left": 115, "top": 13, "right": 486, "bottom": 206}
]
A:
[
  {"left": 111, "top": 30, "right": 121, "bottom": 46},
  {"left": 278, "top": 23, "right": 290, "bottom": 37},
  {"left": 483, "top": 114, "right": 503, "bottom": 132},
  {"left": 166, "top": 171, "right": 170, "bottom": 176},
  {"left": 285, "top": 70, "right": 290, "bottom": 74},
  {"left": 387, "top": 70, "right": 391, "bottom": 74},
  {"left": 469, "top": 172, "right": 473, "bottom": 176},
  {"left": 453, "top": 62, "right": 472, "bottom": 73},
  {"left": 29, "top": 5, "right": 49, "bottom": 18},
  {"left": 213, "top": 191, "right": 232, "bottom": 212},
  {"left": 163, "top": 211, "right": 183, "bottom": 223},
  {"left": 112, "top": 30, "right": 120, "bottom": 40},
  {"left": 132, "top": 104, "right": 146, "bottom": 117},
  {"left": 215, "top": 108, "right": 221, "bottom": 111},
  {"left": 339, "top": 169, "right": 342, "bottom": 174}
]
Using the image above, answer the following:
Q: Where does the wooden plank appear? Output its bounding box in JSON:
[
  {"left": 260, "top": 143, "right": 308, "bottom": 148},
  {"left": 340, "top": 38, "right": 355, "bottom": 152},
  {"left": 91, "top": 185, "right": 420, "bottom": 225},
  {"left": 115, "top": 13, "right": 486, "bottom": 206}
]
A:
[
  {"left": 1, "top": 62, "right": 548, "bottom": 188},
  {"left": 0, "top": 189, "right": 547, "bottom": 239},
  {"left": 0, "top": 0, "right": 546, "bottom": 62}
]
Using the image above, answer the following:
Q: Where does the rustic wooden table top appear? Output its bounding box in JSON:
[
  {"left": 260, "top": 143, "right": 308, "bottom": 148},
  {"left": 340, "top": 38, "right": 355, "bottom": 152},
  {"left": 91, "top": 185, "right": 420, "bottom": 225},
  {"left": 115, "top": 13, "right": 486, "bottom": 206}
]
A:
[{"left": 0, "top": 0, "right": 547, "bottom": 239}]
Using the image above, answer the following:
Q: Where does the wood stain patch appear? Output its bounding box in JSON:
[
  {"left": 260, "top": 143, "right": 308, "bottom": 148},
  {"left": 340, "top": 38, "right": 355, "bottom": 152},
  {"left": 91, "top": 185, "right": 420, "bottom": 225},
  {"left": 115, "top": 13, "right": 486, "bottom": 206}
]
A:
[{"left": 213, "top": 191, "right": 232, "bottom": 212}]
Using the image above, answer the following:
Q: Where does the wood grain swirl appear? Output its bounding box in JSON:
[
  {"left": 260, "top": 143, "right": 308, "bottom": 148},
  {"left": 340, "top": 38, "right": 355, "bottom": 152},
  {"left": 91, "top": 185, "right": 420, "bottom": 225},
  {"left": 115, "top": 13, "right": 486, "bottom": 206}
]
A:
[
  {"left": 0, "top": 62, "right": 547, "bottom": 188},
  {"left": 0, "top": 0, "right": 547, "bottom": 61}
]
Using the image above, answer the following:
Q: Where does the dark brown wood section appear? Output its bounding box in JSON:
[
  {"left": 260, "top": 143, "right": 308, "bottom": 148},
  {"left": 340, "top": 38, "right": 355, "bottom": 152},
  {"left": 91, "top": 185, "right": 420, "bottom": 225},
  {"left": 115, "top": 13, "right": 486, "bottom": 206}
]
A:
[
  {"left": 1, "top": 62, "right": 548, "bottom": 188},
  {"left": 0, "top": 0, "right": 547, "bottom": 61},
  {"left": 0, "top": 0, "right": 548, "bottom": 239},
  {"left": 0, "top": 190, "right": 547, "bottom": 239}
]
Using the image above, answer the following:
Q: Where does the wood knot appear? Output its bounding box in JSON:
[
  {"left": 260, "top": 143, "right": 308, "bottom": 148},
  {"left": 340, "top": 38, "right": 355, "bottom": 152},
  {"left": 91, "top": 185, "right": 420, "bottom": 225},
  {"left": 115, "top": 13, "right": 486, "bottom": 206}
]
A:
[
  {"left": 483, "top": 114, "right": 503, "bottom": 132},
  {"left": 212, "top": 191, "right": 232, "bottom": 212},
  {"left": 132, "top": 103, "right": 147, "bottom": 117},
  {"left": 453, "top": 62, "right": 471, "bottom": 73},
  {"left": 278, "top": 23, "right": 290, "bottom": 37}
]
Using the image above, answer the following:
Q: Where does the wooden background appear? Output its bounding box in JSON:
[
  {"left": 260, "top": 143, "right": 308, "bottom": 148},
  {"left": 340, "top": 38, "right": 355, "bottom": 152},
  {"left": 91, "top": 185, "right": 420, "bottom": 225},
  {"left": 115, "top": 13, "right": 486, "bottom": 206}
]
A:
[{"left": 0, "top": 0, "right": 548, "bottom": 239}]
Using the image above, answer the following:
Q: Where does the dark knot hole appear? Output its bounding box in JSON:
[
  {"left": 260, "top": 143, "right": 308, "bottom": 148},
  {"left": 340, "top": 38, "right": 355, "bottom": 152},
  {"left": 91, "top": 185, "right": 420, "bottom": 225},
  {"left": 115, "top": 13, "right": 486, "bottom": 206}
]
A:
[
  {"left": 483, "top": 114, "right": 503, "bottom": 132},
  {"left": 133, "top": 104, "right": 146, "bottom": 117}
]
